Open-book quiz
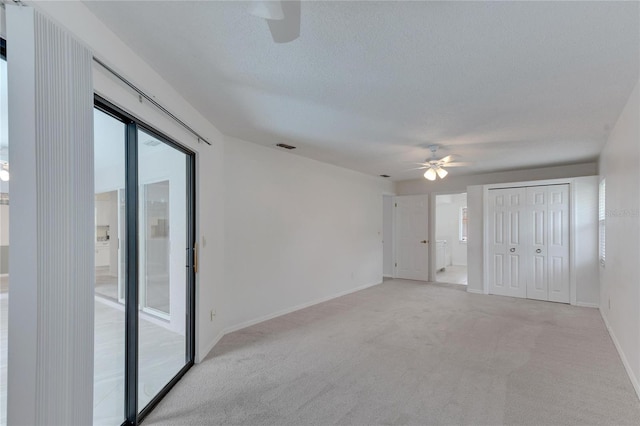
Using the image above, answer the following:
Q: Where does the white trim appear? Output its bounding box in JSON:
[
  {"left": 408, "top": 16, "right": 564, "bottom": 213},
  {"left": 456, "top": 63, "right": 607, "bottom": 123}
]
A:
[
  {"left": 575, "top": 302, "right": 599, "bottom": 308},
  {"left": 570, "top": 179, "right": 577, "bottom": 305},
  {"left": 382, "top": 275, "right": 394, "bottom": 278},
  {"left": 0, "top": 273, "right": 8, "bottom": 278},
  {"left": 225, "top": 280, "right": 383, "bottom": 335},
  {"left": 600, "top": 309, "right": 640, "bottom": 401},
  {"left": 466, "top": 288, "right": 484, "bottom": 294},
  {"left": 196, "top": 330, "right": 224, "bottom": 364}
]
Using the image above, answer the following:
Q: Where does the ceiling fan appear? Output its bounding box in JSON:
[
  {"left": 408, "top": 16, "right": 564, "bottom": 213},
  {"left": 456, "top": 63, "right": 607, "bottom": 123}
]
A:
[
  {"left": 415, "top": 145, "right": 471, "bottom": 181},
  {"left": 249, "top": 1, "right": 301, "bottom": 44}
]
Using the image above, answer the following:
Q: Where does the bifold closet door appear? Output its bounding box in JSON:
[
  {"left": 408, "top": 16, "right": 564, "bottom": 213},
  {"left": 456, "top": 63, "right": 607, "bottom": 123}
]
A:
[
  {"left": 526, "top": 186, "right": 548, "bottom": 301},
  {"left": 525, "top": 185, "right": 570, "bottom": 302},
  {"left": 488, "top": 185, "right": 570, "bottom": 303},
  {"left": 545, "top": 185, "right": 570, "bottom": 303},
  {"left": 488, "top": 188, "right": 527, "bottom": 298}
]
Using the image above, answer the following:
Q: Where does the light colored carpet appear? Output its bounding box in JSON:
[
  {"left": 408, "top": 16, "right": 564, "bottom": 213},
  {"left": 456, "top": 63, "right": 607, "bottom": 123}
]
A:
[{"left": 145, "top": 279, "right": 640, "bottom": 425}]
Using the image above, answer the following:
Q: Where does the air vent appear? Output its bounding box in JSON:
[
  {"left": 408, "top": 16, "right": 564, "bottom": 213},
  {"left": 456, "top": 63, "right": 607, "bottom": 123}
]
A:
[
  {"left": 380, "top": 174, "right": 391, "bottom": 178},
  {"left": 276, "top": 143, "right": 296, "bottom": 150}
]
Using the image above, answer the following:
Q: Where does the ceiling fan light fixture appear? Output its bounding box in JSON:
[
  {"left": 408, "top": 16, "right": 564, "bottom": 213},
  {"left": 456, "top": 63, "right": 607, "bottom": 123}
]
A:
[
  {"left": 424, "top": 168, "right": 436, "bottom": 181},
  {"left": 436, "top": 167, "right": 448, "bottom": 179}
]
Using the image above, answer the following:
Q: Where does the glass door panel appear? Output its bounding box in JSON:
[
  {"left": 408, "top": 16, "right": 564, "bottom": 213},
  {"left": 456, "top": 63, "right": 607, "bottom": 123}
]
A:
[
  {"left": 137, "top": 128, "right": 189, "bottom": 410},
  {"left": 93, "top": 108, "right": 126, "bottom": 426}
]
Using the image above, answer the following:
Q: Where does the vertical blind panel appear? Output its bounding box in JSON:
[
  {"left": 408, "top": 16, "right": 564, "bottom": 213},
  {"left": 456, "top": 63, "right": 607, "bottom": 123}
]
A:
[{"left": 33, "top": 10, "right": 94, "bottom": 425}]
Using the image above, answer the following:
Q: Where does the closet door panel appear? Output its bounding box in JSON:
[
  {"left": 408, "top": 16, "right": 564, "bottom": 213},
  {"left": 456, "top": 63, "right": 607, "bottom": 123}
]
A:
[
  {"left": 547, "top": 185, "right": 570, "bottom": 303},
  {"left": 526, "top": 186, "right": 548, "bottom": 301},
  {"left": 488, "top": 188, "right": 527, "bottom": 298}
]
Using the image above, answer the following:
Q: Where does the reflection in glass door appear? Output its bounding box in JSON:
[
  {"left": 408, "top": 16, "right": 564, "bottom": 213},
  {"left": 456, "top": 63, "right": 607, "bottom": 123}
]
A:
[
  {"left": 137, "top": 129, "right": 190, "bottom": 410},
  {"left": 141, "top": 180, "right": 171, "bottom": 318}
]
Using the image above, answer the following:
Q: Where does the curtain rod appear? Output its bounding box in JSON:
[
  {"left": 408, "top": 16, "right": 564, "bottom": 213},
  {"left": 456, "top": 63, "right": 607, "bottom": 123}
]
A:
[{"left": 93, "top": 56, "right": 212, "bottom": 146}]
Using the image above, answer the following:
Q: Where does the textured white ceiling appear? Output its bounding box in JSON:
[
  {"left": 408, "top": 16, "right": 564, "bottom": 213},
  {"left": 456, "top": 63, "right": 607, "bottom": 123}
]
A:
[{"left": 84, "top": 1, "right": 640, "bottom": 181}]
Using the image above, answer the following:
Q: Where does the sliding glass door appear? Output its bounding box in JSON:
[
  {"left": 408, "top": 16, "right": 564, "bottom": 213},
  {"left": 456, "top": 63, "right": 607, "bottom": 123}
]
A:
[
  {"left": 93, "top": 98, "right": 195, "bottom": 425},
  {"left": 137, "top": 128, "right": 191, "bottom": 411}
]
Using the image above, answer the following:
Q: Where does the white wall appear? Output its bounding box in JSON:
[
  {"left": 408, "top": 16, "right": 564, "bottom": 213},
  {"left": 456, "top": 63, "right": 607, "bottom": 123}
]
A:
[
  {"left": 399, "top": 163, "right": 598, "bottom": 283},
  {"left": 30, "top": 0, "right": 226, "bottom": 361},
  {"left": 382, "top": 195, "right": 394, "bottom": 276},
  {"left": 435, "top": 193, "right": 467, "bottom": 266},
  {"left": 573, "top": 176, "right": 600, "bottom": 306},
  {"left": 29, "top": 0, "right": 396, "bottom": 365},
  {"left": 396, "top": 162, "right": 597, "bottom": 195},
  {"left": 466, "top": 186, "right": 483, "bottom": 293},
  {"left": 465, "top": 177, "right": 600, "bottom": 307},
  {"left": 598, "top": 77, "right": 640, "bottom": 399},
  {"left": 223, "top": 136, "right": 393, "bottom": 330}
]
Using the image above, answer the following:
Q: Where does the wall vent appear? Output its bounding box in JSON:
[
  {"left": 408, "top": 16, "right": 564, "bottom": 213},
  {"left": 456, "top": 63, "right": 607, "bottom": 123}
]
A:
[
  {"left": 379, "top": 174, "right": 391, "bottom": 178},
  {"left": 276, "top": 143, "right": 296, "bottom": 150}
]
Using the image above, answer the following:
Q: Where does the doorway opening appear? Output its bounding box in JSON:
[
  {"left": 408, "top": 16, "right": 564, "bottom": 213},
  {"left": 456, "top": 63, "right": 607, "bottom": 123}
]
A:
[{"left": 434, "top": 193, "right": 468, "bottom": 285}]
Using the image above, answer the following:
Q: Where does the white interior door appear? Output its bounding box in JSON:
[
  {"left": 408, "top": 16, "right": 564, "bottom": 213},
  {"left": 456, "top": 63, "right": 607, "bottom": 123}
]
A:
[
  {"left": 488, "top": 188, "right": 527, "bottom": 298},
  {"left": 546, "top": 185, "right": 570, "bottom": 303},
  {"left": 395, "top": 195, "right": 429, "bottom": 281}
]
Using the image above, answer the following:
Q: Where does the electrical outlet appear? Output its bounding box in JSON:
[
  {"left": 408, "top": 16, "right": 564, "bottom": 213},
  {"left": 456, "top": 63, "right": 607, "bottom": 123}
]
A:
[{"left": 210, "top": 309, "right": 216, "bottom": 321}]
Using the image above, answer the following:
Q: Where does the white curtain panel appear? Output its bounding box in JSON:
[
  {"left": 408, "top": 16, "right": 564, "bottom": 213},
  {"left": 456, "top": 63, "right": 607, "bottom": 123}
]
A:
[{"left": 6, "top": 5, "right": 94, "bottom": 425}]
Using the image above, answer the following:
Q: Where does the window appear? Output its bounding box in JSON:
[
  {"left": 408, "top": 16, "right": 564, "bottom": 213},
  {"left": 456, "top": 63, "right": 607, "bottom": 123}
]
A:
[
  {"left": 599, "top": 178, "right": 606, "bottom": 267},
  {"left": 459, "top": 206, "right": 468, "bottom": 242}
]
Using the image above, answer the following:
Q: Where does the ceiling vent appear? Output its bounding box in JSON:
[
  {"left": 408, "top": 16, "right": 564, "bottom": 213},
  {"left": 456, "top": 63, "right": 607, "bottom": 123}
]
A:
[
  {"left": 276, "top": 143, "right": 296, "bottom": 150},
  {"left": 379, "top": 174, "right": 391, "bottom": 178}
]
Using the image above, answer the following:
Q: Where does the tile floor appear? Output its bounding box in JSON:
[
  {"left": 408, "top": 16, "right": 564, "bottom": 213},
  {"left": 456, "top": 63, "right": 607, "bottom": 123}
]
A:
[
  {"left": 435, "top": 264, "right": 468, "bottom": 285},
  {"left": 0, "top": 275, "right": 185, "bottom": 426}
]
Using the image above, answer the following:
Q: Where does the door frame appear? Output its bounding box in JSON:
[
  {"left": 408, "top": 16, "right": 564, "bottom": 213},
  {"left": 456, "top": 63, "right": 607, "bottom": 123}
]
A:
[
  {"left": 94, "top": 95, "right": 197, "bottom": 426},
  {"left": 430, "top": 191, "right": 468, "bottom": 283},
  {"left": 482, "top": 177, "right": 577, "bottom": 305}
]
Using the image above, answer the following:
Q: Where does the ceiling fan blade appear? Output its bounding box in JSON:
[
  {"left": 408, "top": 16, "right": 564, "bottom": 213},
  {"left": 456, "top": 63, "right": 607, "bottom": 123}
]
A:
[
  {"left": 442, "top": 162, "right": 473, "bottom": 167},
  {"left": 249, "top": 1, "right": 285, "bottom": 20},
  {"left": 439, "top": 155, "right": 454, "bottom": 164},
  {"left": 266, "top": 0, "right": 301, "bottom": 43},
  {"left": 406, "top": 166, "right": 428, "bottom": 171}
]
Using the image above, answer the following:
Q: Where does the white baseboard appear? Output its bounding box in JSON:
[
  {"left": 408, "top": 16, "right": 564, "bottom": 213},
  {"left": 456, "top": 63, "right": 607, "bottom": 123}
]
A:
[
  {"left": 383, "top": 275, "right": 394, "bottom": 278},
  {"left": 575, "top": 301, "right": 599, "bottom": 308},
  {"left": 224, "top": 280, "right": 383, "bottom": 335},
  {"left": 196, "top": 330, "right": 224, "bottom": 364},
  {"left": 600, "top": 309, "right": 640, "bottom": 401},
  {"left": 466, "top": 288, "right": 483, "bottom": 294}
]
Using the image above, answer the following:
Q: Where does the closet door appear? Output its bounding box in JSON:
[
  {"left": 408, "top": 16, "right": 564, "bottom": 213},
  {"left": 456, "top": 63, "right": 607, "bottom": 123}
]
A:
[
  {"left": 488, "top": 188, "right": 527, "bottom": 298},
  {"left": 526, "top": 186, "right": 548, "bottom": 301},
  {"left": 546, "top": 185, "right": 570, "bottom": 303}
]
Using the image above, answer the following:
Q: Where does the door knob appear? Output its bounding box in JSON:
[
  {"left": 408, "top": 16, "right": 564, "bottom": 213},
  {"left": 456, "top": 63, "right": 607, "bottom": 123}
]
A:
[
  {"left": 510, "top": 248, "right": 516, "bottom": 253},
  {"left": 420, "top": 240, "right": 428, "bottom": 244},
  {"left": 536, "top": 249, "right": 542, "bottom": 253}
]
